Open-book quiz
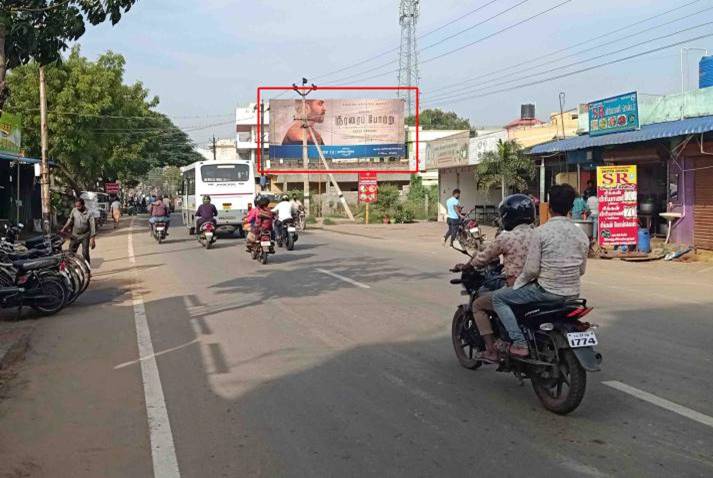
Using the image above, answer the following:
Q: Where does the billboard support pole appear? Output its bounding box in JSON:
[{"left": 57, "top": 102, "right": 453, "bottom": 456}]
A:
[
  {"left": 308, "top": 125, "right": 355, "bottom": 221},
  {"left": 293, "top": 80, "right": 315, "bottom": 216}
]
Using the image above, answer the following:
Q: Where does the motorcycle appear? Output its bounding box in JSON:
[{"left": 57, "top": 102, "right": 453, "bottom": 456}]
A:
[
  {"left": 276, "top": 218, "right": 298, "bottom": 251},
  {"left": 295, "top": 207, "right": 306, "bottom": 232},
  {"left": 454, "top": 208, "right": 485, "bottom": 253},
  {"left": 250, "top": 228, "right": 275, "bottom": 265},
  {"left": 449, "top": 251, "right": 602, "bottom": 415},
  {"left": 198, "top": 221, "right": 217, "bottom": 249},
  {"left": 0, "top": 256, "right": 68, "bottom": 316},
  {"left": 151, "top": 218, "right": 169, "bottom": 243}
]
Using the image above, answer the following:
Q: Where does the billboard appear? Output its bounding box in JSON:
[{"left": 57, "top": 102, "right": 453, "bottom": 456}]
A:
[
  {"left": 268, "top": 98, "right": 405, "bottom": 160},
  {"left": 468, "top": 130, "right": 506, "bottom": 165},
  {"left": 0, "top": 112, "right": 22, "bottom": 155},
  {"left": 597, "top": 165, "right": 638, "bottom": 247},
  {"left": 425, "top": 131, "right": 469, "bottom": 169},
  {"left": 588, "top": 91, "right": 639, "bottom": 137}
]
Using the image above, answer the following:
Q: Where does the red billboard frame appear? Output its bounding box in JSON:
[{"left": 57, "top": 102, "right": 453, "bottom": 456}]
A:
[{"left": 256, "top": 85, "right": 419, "bottom": 175}]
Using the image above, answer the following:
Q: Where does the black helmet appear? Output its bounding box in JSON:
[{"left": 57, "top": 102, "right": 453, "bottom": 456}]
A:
[
  {"left": 256, "top": 195, "right": 270, "bottom": 207},
  {"left": 498, "top": 194, "right": 536, "bottom": 231}
]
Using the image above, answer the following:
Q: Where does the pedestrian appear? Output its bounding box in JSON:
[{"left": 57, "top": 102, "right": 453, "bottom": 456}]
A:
[
  {"left": 110, "top": 196, "right": 121, "bottom": 229},
  {"left": 583, "top": 179, "right": 597, "bottom": 201},
  {"left": 571, "top": 193, "right": 588, "bottom": 220},
  {"left": 442, "top": 188, "right": 463, "bottom": 247},
  {"left": 61, "top": 198, "right": 96, "bottom": 264},
  {"left": 162, "top": 195, "right": 171, "bottom": 212},
  {"left": 586, "top": 193, "right": 599, "bottom": 241}
]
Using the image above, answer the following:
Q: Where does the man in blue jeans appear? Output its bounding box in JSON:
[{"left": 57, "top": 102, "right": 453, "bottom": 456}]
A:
[
  {"left": 492, "top": 184, "right": 589, "bottom": 357},
  {"left": 442, "top": 188, "right": 463, "bottom": 247}
]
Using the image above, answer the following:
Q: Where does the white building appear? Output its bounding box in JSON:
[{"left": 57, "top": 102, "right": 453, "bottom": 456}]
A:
[
  {"left": 235, "top": 103, "right": 269, "bottom": 163},
  {"left": 195, "top": 139, "right": 239, "bottom": 162}
]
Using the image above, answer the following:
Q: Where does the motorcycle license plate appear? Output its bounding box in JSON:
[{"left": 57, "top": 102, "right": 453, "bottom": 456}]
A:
[
  {"left": 287, "top": 227, "right": 296, "bottom": 233},
  {"left": 156, "top": 226, "right": 165, "bottom": 231},
  {"left": 566, "top": 330, "right": 598, "bottom": 348},
  {"left": 260, "top": 241, "right": 272, "bottom": 247},
  {"left": 469, "top": 227, "right": 479, "bottom": 234}
]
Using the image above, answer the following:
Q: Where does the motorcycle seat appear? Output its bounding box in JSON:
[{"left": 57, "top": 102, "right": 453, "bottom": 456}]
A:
[
  {"left": 514, "top": 298, "right": 587, "bottom": 319},
  {"left": 6, "top": 248, "right": 50, "bottom": 261},
  {"left": 12, "top": 256, "right": 60, "bottom": 272},
  {"left": 24, "top": 234, "right": 61, "bottom": 249}
]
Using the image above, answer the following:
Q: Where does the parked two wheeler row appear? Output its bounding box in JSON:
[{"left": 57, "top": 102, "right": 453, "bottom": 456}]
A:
[{"left": 0, "top": 223, "right": 92, "bottom": 318}]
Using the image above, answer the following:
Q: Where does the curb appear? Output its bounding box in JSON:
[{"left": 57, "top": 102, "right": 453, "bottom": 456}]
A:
[{"left": 0, "top": 325, "right": 34, "bottom": 370}]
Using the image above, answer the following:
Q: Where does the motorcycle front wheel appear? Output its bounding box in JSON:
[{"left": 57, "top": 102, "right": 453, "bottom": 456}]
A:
[
  {"left": 451, "top": 307, "right": 484, "bottom": 369},
  {"left": 287, "top": 234, "right": 295, "bottom": 251},
  {"left": 531, "top": 348, "right": 587, "bottom": 415}
]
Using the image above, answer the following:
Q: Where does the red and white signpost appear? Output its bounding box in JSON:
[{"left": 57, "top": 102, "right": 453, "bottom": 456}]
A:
[
  {"left": 358, "top": 172, "right": 378, "bottom": 224},
  {"left": 105, "top": 182, "right": 120, "bottom": 195}
]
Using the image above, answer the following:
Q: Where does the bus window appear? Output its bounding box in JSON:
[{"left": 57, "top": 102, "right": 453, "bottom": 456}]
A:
[
  {"left": 184, "top": 169, "right": 195, "bottom": 195},
  {"left": 201, "top": 164, "right": 250, "bottom": 182}
]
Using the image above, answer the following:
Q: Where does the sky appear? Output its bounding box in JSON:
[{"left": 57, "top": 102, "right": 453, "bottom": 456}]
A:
[{"left": 75, "top": 0, "right": 713, "bottom": 147}]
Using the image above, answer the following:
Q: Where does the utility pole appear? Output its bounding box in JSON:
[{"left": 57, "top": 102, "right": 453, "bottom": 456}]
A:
[
  {"left": 39, "top": 66, "right": 51, "bottom": 235},
  {"left": 294, "top": 78, "right": 315, "bottom": 216},
  {"left": 260, "top": 100, "right": 267, "bottom": 191},
  {"left": 211, "top": 135, "right": 217, "bottom": 160}
]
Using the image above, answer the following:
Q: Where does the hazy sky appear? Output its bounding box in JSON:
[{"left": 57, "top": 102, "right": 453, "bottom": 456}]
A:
[{"left": 76, "top": 0, "right": 713, "bottom": 147}]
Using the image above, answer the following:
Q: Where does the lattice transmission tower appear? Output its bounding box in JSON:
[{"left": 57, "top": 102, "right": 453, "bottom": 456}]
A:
[{"left": 397, "top": 0, "right": 419, "bottom": 117}]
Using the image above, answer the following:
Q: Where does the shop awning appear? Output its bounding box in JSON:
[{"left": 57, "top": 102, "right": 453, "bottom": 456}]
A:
[
  {"left": 529, "top": 115, "right": 713, "bottom": 155},
  {"left": 0, "top": 151, "right": 52, "bottom": 165}
]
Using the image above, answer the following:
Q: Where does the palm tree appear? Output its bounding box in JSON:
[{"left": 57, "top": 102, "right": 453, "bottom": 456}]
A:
[{"left": 475, "top": 139, "right": 535, "bottom": 200}]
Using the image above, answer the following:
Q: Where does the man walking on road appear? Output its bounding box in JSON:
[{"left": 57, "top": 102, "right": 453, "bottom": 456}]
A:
[
  {"left": 110, "top": 196, "right": 121, "bottom": 229},
  {"left": 62, "top": 198, "right": 96, "bottom": 264},
  {"left": 443, "top": 188, "right": 463, "bottom": 247}
]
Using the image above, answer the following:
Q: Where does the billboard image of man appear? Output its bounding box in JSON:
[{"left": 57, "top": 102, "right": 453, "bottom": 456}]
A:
[{"left": 281, "top": 99, "right": 326, "bottom": 145}]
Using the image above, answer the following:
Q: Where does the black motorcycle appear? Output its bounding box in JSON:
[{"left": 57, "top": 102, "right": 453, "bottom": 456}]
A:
[
  {"left": 151, "top": 218, "right": 169, "bottom": 243},
  {"left": 450, "top": 260, "right": 602, "bottom": 415},
  {"left": 276, "top": 218, "right": 298, "bottom": 251},
  {"left": 0, "top": 256, "right": 68, "bottom": 316}
]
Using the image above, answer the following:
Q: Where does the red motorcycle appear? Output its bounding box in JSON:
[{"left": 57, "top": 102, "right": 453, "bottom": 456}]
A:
[
  {"left": 456, "top": 208, "right": 485, "bottom": 253},
  {"left": 198, "top": 222, "right": 217, "bottom": 250},
  {"left": 251, "top": 228, "right": 275, "bottom": 264}
]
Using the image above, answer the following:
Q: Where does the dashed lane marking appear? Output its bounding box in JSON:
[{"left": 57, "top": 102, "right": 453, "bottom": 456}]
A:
[{"left": 316, "top": 268, "right": 371, "bottom": 289}]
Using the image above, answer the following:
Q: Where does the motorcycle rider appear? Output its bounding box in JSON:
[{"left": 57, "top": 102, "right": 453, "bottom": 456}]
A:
[
  {"left": 455, "top": 194, "right": 536, "bottom": 362},
  {"left": 195, "top": 195, "right": 218, "bottom": 234},
  {"left": 492, "top": 184, "right": 589, "bottom": 358},
  {"left": 272, "top": 194, "right": 295, "bottom": 238},
  {"left": 148, "top": 194, "right": 171, "bottom": 235},
  {"left": 246, "top": 195, "right": 274, "bottom": 250}
]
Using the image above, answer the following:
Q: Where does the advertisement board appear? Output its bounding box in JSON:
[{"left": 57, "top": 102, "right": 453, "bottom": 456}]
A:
[
  {"left": 105, "top": 182, "right": 120, "bottom": 194},
  {"left": 468, "top": 130, "right": 506, "bottom": 165},
  {"left": 597, "top": 165, "right": 638, "bottom": 247},
  {"left": 426, "top": 131, "right": 469, "bottom": 169},
  {"left": 358, "top": 172, "right": 378, "bottom": 203},
  {"left": 588, "top": 92, "right": 639, "bottom": 137},
  {"left": 268, "top": 98, "right": 405, "bottom": 160},
  {"left": 0, "top": 112, "right": 22, "bottom": 155}
]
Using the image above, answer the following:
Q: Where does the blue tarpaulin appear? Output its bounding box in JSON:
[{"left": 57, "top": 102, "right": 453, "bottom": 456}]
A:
[{"left": 530, "top": 115, "right": 713, "bottom": 155}]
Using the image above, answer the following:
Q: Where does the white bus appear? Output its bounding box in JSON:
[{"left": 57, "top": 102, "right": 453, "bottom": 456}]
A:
[{"left": 180, "top": 159, "right": 255, "bottom": 235}]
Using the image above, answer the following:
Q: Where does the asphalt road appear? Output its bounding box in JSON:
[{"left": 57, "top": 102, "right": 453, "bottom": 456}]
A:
[{"left": 1, "top": 214, "right": 712, "bottom": 477}]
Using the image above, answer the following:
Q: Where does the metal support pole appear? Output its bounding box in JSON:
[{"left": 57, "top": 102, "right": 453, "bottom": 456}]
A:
[
  {"left": 39, "top": 66, "right": 51, "bottom": 235},
  {"left": 365, "top": 203, "right": 370, "bottom": 225}
]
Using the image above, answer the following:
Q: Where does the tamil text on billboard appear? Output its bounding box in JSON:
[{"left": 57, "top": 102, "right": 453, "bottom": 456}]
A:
[
  {"left": 426, "top": 131, "right": 469, "bottom": 169},
  {"left": 588, "top": 92, "right": 639, "bottom": 137},
  {"left": 597, "top": 165, "right": 638, "bottom": 247},
  {"left": 0, "top": 112, "right": 22, "bottom": 155},
  {"left": 269, "top": 99, "right": 405, "bottom": 160}
]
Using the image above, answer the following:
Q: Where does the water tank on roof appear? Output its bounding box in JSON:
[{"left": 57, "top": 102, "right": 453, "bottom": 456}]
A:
[
  {"left": 521, "top": 103, "right": 536, "bottom": 120},
  {"left": 699, "top": 56, "right": 713, "bottom": 89}
]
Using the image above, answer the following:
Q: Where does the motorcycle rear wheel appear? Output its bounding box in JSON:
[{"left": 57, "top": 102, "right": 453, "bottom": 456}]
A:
[
  {"left": 287, "top": 234, "right": 295, "bottom": 251},
  {"left": 30, "top": 276, "right": 67, "bottom": 315},
  {"left": 260, "top": 251, "right": 268, "bottom": 264},
  {"left": 451, "top": 307, "right": 484, "bottom": 369},
  {"left": 531, "top": 348, "right": 587, "bottom": 415}
]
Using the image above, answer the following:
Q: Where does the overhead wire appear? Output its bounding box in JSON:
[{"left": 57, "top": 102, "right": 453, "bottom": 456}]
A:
[{"left": 424, "top": 0, "right": 710, "bottom": 101}]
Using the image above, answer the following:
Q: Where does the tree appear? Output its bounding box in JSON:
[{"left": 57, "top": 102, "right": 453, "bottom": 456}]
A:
[
  {"left": 405, "top": 108, "right": 474, "bottom": 135},
  {"left": 5, "top": 46, "right": 201, "bottom": 192},
  {"left": 0, "top": 0, "right": 137, "bottom": 111},
  {"left": 475, "top": 139, "right": 535, "bottom": 200}
]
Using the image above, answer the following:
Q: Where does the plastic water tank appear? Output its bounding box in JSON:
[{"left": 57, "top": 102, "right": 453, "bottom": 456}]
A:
[
  {"left": 638, "top": 228, "right": 651, "bottom": 253},
  {"left": 699, "top": 56, "right": 713, "bottom": 89}
]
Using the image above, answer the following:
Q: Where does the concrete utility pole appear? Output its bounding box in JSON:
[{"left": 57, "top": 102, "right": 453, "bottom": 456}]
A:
[
  {"left": 39, "top": 66, "right": 51, "bottom": 235},
  {"left": 211, "top": 135, "right": 217, "bottom": 160},
  {"left": 307, "top": 126, "right": 354, "bottom": 221},
  {"left": 293, "top": 79, "right": 315, "bottom": 216}
]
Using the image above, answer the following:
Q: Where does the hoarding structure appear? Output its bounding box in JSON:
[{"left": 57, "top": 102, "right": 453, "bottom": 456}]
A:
[{"left": 256, "top": 86, "right": 419, "bottom": 174}]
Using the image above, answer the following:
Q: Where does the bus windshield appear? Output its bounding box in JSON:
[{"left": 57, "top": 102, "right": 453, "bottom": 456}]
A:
[{"left": 201, "top": 164, "right": 250, "bottom": 182}]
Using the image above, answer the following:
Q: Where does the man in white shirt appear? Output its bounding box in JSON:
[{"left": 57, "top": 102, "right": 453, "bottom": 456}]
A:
[{"left": 272, "top": 194, "right": 295, "bottom": 231}]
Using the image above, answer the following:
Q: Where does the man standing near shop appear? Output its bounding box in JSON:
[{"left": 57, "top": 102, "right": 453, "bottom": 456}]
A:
[
  {"left": 62, "top": 198, "right": 96, "bottom": 264},
  {"left": 442, "top": 188, "right": 464, "bottom": 247}
]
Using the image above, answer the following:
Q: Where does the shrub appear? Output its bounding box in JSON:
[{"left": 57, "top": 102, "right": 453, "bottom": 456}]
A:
[
  {"left": 322, "top": 217, "right": 336, "bottom": 225},
  {"left": 306, "top": 215, "right": 317, "bottom": 224},
  {"left": 393, "top": 204, "right": 415, "bottom": 224}
]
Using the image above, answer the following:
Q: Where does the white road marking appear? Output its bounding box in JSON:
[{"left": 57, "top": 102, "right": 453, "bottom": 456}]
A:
[
  {"left": 316, "top": 268, "right": 370, "bottom": 289},
  {"left": 603, "top": 380, "right": 713, "bottom": 429},
  {"left": 128, "top": 221, "right": 181, "bottom": 478}
]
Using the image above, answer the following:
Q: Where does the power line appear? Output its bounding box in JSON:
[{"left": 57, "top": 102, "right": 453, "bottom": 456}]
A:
[
  {"left": 424, "top": 0, "right": 708, "bottom": 99},
  {"left": 329, "top": 0, "right": 572, "bottom": 86},
  {"left": 426, "top": 15, "right": 713, "bottom": 103},
  {"left": 424, "top": 31, "right": 713, "bottom": 107}
]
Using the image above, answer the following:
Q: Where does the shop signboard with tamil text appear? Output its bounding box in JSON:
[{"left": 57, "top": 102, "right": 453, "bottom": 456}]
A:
[
  {"left": 597, "top": 165, "right": 638, "bottom": 247},
  {"left": 588, "top": 92, "right": 639, "bottom": 137},
  {"left": 0, "top": 112, "right": 22, "bottom": 155},
  {"left": 358, "top": 172, "right": 378, "bottom": 203},
  {"left": 268, "top": 99, "right": 405, "bottom": 160},
  {"left": 425, "top": 131, "right": 469, "bottom": 169}
]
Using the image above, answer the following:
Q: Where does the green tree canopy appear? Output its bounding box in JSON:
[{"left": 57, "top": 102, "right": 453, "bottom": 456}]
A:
[
  {"left": 5, "top": 46, "right": 201, "bottom": 192},
  {"left": 0, "top": 0, "right": 137, "bottom": 110},
  {"left": 406, "top": 108, "right": 473, "bottom": 135},
  {"left": 475, "top": 139, "right": 535, "bottom": 200}
]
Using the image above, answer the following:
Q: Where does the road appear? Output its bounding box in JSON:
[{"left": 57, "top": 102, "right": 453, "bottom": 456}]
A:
[{"left": 1, "top": 215, "right": 712, "bottom": 477}]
